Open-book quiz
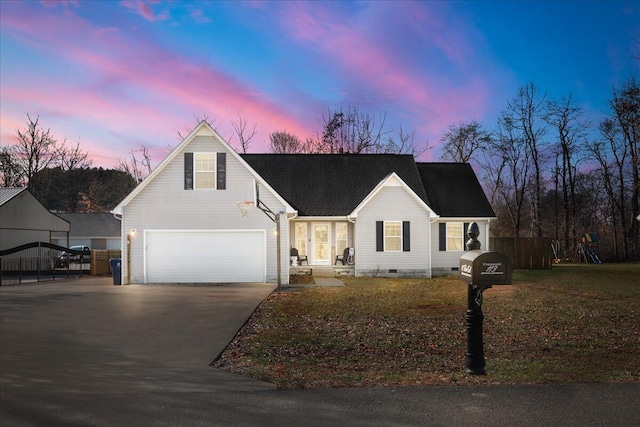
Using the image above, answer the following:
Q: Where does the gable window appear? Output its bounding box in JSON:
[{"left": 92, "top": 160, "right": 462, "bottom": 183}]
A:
[
  {"left": 185, "top": 152, "right": 226, "bottom": 190},
  {"left": 439, "top": 222, "right": 469, "bottom": 251},
  {"left": 376, "top": 221, "right": 410, "bottom": 252},
  {"left": 195, "top": 153, "right": 216, "bottom": 189}
]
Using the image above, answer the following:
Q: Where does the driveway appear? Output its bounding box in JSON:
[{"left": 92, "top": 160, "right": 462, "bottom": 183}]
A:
[{"left": 1, "top": 277, "right": 638, "bottom": 426}]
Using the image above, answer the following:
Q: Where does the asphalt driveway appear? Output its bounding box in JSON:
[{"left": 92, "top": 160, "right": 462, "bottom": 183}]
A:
[{"left": 1, "top": 277, "right": 638, "bottom": 426}]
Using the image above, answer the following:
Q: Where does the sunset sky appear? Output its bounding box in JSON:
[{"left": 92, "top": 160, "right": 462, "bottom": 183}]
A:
[{"left": 1, "top": 0, "right": 638, "bottom": 169}]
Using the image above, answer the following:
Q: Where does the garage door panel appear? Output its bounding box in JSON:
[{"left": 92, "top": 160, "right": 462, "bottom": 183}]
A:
[{"left": 145, "top": 230, "right": 265, "bottom": 283}]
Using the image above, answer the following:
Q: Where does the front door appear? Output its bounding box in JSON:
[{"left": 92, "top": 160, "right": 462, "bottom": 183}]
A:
[{"left": 311, "top": 223, "right": 330, "bottom": 265}]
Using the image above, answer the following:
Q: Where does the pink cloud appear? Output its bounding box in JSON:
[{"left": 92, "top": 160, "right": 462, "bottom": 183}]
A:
[
  {"left": 277, "top": 1, "right": 491, "bottom": 145},
  {"left": 120, "top": 0, "right": 169, "bottom": 22},
  {"left": 0, "top": 2, "right": 316, "bottom": 165}
]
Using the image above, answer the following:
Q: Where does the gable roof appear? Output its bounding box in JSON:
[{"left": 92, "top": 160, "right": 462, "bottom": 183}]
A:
[
  {"left": 416, "top": 163, "right": 496, "bottom": 218},
  {"left": 111, "top": 121, "right": 294, "bottom": 215},
  {"left": 56, "top": 213, "right": 121, "bottom": 238},
  {"left": 349, "top": 172, "right": 437, "bottom": 218},
  {"left": 0, "top": 187, "right": 27, "bottom": 206},
  {"left": 241, "top": 154, "right": 429, "bottom": 216}
]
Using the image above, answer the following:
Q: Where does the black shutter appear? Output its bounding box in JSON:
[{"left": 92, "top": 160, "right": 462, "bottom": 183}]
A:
[
  {"left": 216, "top": 152, "right": 226, "bottom": 190},
  {"left": 184, "top": 152, "right": 193, "bottom": 190},
  {"left": 376, "top": 221, "right": 384, "bottom": 252},
  {"left": 402, "top": 221, "right": 410, "bottom": 252},
  {"left": 463, "top": 222, "right": 469, "bottom": 250},
  {"left": 439, "top": 223, "right": 446, "bottom": 251}
]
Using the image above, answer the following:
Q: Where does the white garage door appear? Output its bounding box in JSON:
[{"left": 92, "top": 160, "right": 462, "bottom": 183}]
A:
[{"left": 145, "top": 230, "right": 266, "bottom": 283}]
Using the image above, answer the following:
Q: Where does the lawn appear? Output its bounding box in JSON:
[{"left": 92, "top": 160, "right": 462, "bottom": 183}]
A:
[{"left": 214, "top": 264, "right": 640, "bottom": 389}]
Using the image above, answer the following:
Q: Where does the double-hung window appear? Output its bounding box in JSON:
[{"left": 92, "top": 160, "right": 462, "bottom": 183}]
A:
[
  {"left": 438, "top": 222, "right": 468, "bottom": 251},
  {"left": 194, "top": 153, "right": 216, "bottom": 189},
  {"left": 185, "top": 152, "right": 226, "bottom": 190},
  {"left": 376, "top": 220, "right": 410, "bottom": 252},
  {"left": 384, "top": 221, "right": 402, "bottom": 252}
]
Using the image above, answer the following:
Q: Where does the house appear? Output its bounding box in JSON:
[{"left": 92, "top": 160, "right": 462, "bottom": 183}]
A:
[
  {"left": 0, "top": 187, "right": 70, "bottom": 251},
  {"left": 111, "top": 121, "right": 495, "bottom": 285},
  {"left": 51, "top": 213, "right": 121, "bottom": 250}
]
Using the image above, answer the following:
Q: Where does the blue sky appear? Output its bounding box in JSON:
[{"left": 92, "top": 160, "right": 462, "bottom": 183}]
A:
[{"left": 1, "top": 0, "right": 638, "bottom": 168}]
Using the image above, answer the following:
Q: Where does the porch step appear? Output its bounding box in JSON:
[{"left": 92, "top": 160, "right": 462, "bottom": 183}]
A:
[{"left": 312, "top": 267, "right": 334, "bottom": 277}]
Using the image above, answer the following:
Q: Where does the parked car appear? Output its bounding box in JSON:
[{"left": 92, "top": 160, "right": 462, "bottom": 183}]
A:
[{"left": 57, "top": 246, "right": 91, "bottom": 267}]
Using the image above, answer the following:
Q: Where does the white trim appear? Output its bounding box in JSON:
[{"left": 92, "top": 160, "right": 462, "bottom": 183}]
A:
[
  {"left": 349, "top": 172, "right": 438, "bottom": 219},
  {"left": 111, "top": 121, "right": 295, "bottom": 215},
  {"left": 143, "top": 229, "right": 266, "bottom": 283}
]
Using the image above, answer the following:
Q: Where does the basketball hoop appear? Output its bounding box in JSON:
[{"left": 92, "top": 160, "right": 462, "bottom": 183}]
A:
[{"left": 236, "top": 201, "right": 254, "bottom": 218}]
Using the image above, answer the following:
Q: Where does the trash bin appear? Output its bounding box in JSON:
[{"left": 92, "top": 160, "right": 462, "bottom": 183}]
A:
[{"left": 109, "top": 258, "right": 121, "bottom": 285}]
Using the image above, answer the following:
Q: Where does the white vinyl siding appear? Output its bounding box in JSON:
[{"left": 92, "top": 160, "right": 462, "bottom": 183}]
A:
[
  {"left": 354, "top": 186, "right": 430, "bottom": 275},
  {"left": 122, "top": 133, "right": 289, "bottom": 284}
]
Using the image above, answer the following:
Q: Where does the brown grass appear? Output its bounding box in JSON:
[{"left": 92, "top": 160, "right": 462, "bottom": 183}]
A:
[{"left": 215, "top": 264, "right": 640, "bottom": 389}]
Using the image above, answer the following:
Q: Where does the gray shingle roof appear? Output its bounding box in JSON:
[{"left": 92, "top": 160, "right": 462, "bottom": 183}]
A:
[
  {"left": 56, "top": 213, "right": 121, "bottom": 238},
  {"left": 242, "top": 154, "right": 494, "bottom": 218},
  {"left": 416, "top": 163, "right": 495, "bottom": 217},
  {"left": 242, "top": 154, "right": 428, "bottom": 216},
  {"left": 0, "top": 187, "right": 26, "bottom": 206}
]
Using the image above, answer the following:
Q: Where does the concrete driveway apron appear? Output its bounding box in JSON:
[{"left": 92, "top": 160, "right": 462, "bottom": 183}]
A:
[{"left": 0, "top": 278, "right": 277, "bottom": 397}]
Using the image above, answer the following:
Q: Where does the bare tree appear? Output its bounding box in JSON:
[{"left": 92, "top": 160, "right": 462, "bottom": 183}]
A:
[
  {"left": 485, "top": 112, "right": 533, "bottom": 237},
  {"left": 440, "top": 120, "right": 491, "bottom": 163},
  {"left": 13, "top": 114, "right": 60, "bottom": 193},
  {"left": 381, "top": 125, "right": 428, "bottom": 157},
  {"left": 505, "top": 83, "right": 548, "bottom": 237},
  {"left": 117, "top": 144, "right": 153, "bottom": 184},
  {"left": 57, "top": 139, "right": 92, "bottom": 171},
  {"left": 231, "top": 113, "right": 257, "bottom": 154},
  {"left": 177, "top": 113, "right": 218, "bottom": 141},
  {"left": 319, "top": 106, "right": 389, "bottom": 153},
  {"left": 0, "top": 145, "right": 24, "bottom": 187},
  {"left": 544, "top": 93, "right": 590, "bottom": 256},
  {"left": 269, "top": 131, "right": 306, "bottom": 153},
  {"left": 607, "top": 76, "right": 639, "bottom": 259}
]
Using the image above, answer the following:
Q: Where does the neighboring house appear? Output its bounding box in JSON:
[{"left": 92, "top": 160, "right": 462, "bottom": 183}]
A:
[
  {"left": 0, "top": 187, "right": 70, "bottom": 251},
  {"left": 51, "top": 213, "right": 121, "bottom": 250},
  {"left": 112, "top": 121, "right": 495, "bottom": 285}
]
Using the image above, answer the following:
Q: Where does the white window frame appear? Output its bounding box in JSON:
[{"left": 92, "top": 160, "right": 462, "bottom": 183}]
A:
[
  {"left": 194, "top": 152, "right": 216, "bottom": 190},
  {"left": 446, "top": 222, "right": 464, "bottom": 251},
  {"left": 384, "top": 221, "right": 402, "bottom": 252}
]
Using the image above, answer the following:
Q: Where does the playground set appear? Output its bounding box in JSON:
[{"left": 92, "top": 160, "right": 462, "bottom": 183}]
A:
[
  {"left": 574, "top": 233, "right": 603, "bottom": 264},
  {"left": 551, "top": 232, "right": 603, "bottom": 264}
]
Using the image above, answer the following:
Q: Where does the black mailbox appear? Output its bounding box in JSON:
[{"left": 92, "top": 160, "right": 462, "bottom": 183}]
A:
[{"left": 460, "top": 250, "right": 512, "bottom": 287}]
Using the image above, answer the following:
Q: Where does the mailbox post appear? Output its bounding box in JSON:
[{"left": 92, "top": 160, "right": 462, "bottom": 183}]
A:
[{"left": 460, "top": 222, "right": 512, "bottom": 375}]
